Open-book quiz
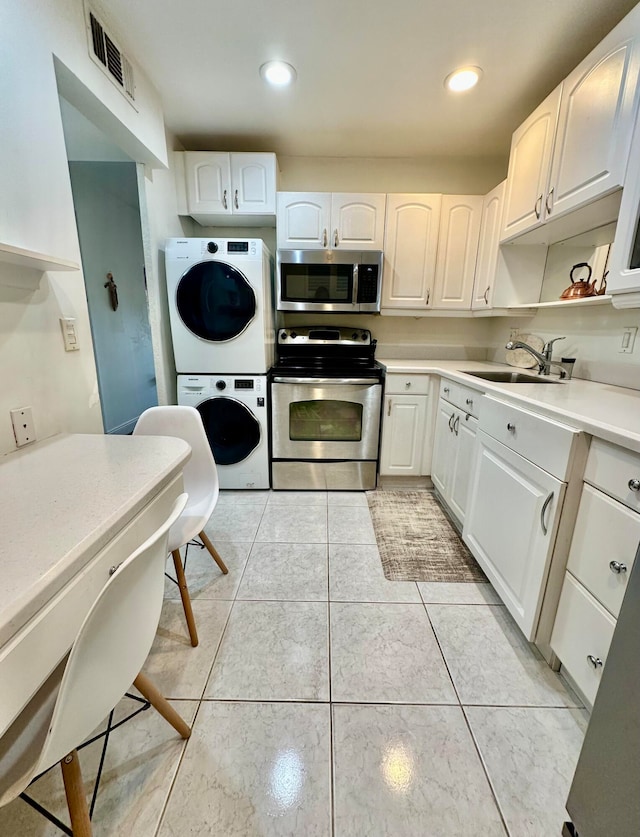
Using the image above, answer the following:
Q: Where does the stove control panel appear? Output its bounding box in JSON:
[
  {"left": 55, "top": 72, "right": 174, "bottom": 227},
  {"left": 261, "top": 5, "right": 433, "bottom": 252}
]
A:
[{"left": 278, "top": 327, "right": 371, "bottom": 345}]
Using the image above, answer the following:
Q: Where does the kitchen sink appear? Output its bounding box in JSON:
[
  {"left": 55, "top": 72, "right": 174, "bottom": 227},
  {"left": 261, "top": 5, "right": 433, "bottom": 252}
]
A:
[{"left": 462, "top": 370, "right": 563, "bottom": 384}]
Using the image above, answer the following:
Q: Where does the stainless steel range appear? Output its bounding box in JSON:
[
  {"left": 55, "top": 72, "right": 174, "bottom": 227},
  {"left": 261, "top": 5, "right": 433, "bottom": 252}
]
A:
[{"left": 270, "top": 326, "right": 383, "bottom": 490}]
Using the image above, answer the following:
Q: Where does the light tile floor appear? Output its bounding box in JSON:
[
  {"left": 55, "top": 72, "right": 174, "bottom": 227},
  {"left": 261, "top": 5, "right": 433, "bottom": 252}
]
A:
[{"left": 0, "top": 490, "right": 587, "bottom": 837}]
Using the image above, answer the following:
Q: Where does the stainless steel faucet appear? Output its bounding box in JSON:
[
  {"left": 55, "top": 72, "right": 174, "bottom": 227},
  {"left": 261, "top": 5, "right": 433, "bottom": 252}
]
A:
[{"left": 505, "top": 337, "right": 567, "bottom": 378}]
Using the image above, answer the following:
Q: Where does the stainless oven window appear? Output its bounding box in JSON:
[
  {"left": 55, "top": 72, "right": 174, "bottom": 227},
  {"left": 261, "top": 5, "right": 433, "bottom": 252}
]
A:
[
  {"left": 281, "top": 264, "right": 353, "bottom": 303},
  {"left": 289, "top": 400, "right": 363, "bottom": 442}
]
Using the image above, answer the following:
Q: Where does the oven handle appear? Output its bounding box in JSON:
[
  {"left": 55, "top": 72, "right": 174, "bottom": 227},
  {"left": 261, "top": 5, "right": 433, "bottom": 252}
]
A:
[{"left": 272, "top": 377, "right": 380, "bottom": 385}]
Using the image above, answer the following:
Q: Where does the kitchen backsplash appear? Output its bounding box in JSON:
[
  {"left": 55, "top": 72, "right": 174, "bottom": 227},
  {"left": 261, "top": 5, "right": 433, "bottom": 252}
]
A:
[{"left": 488, "top": 305, "right": 640, "bottom": 391}]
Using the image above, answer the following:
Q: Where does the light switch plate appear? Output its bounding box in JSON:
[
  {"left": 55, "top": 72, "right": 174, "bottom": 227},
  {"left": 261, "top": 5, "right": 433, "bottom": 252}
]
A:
[
  {"left": 620, "top": 326, "right": 637, "bottom": 354},
  {"left": 60, "top": 317, "right": 79, "bottom": 351}
]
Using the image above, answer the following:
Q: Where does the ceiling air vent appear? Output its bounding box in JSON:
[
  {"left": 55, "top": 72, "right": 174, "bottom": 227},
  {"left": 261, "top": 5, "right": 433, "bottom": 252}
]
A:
[{"left": 86, "top": 6, "right": 135, "bottom": 104}]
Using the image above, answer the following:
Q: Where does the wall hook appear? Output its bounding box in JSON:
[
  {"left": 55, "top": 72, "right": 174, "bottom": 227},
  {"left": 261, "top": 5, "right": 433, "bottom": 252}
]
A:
[{"left": 104, "top": 272, "right": 118, "bottom": 311}]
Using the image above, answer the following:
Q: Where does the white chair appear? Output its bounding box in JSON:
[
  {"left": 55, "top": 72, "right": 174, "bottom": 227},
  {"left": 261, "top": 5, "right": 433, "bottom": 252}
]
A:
[
  {"left": 0, "top": 494, "right": 191, "bottom": 836},
  {"left": 133, "top": 405, "right": 228, "bottom": 647}
]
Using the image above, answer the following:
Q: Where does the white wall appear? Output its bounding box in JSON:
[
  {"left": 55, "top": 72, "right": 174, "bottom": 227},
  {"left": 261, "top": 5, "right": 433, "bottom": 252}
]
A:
[
  {"left": 488, "top": 305, "right": 640, "bottom": 390},
  {"left": 278, "top": 156, "right": 507, "bottom": 194},
  {"left": 0, "top": 0, "right": 168, "bottom": 455},
  {"left": 141, "top": 136, "right": 194, "bottom": 406}
]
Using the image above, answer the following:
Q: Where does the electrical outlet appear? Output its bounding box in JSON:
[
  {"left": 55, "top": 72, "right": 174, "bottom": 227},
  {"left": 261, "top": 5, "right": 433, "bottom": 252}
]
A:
[
  {"left": 509, "top": 327, "right": 520, "bottom": 341},
  {"left": 619, "top": 326, "right": 638, "bottom": 354},
  {"left": 10, "top": 406, "right": 36, "bottom": 447}
]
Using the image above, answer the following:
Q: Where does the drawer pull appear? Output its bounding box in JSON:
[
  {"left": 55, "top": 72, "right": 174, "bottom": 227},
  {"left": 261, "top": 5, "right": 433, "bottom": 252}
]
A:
[
  {"left": 507, "top": 422, "right": 516, "bottom": 432},
  {"left": 540, "top": 491, "right": 554, "bottom": 535},
  {"left": 465, "top": 398, "right": 473, "bottom": 406},
  {"left": 586, "top": 654, "right": 603, "bottom": 669},
  {"left": 629, "top": 478, "right": 640, "bottom": 492},
  {"left": 444, "top": 387, "right": 450, "bottom": 394},
  {"left": 609, "top": 560, "right": 628, "bottom": 574},
  {"left": 405, "top": 382, "right": 411, "bottom": 389}
]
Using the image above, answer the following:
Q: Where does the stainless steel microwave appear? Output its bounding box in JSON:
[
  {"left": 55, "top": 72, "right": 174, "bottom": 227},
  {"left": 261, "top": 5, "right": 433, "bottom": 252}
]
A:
[{"left": 276, "top": 249, "right": 383, "bottom": 313}]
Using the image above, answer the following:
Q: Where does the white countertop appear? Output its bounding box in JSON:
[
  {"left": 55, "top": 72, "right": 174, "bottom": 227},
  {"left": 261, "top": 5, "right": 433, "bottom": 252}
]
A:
[
  {"left": 0, "top": 433, "right": 191, "bottom": 646},
  {"left": 378, "top": 358, "right": 640, "bottom": 453}
]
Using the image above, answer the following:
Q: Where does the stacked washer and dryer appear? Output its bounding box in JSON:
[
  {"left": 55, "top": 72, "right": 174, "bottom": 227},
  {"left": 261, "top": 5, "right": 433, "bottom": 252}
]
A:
[{"left": 165, "top": 238, "right": 274, "bottom": 489}]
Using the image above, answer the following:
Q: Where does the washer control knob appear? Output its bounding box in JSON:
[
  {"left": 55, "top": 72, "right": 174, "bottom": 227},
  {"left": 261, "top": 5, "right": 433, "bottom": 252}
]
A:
[
  {"left": 352, "top": 332, "right": 359, "bottom": 340},
  {"left": 207, "top": 241, "right": 218, "bottom": 253},
  {"left": 280, "top": 331, "right": 288, "bottom": 339},
  {"left": 290, "top": 331, "right": 298, "bottom": 340},
  {"left": 215, "top": 380, "right": 226, "bottom": 390},
  {"left": 361, "top": 333, "right": 368, "bottom": 340}
]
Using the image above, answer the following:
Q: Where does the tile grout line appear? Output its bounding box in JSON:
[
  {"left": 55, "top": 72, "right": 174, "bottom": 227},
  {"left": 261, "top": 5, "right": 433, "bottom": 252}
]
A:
[
  {"left": 420, "top": 599, "right": 512, "bottom": 837},
  {"left": 155, "top": 495, "right": 270, "bottom": 836},
  {"left": 327, "top": 501, "right": 336, "bottom": 837}
]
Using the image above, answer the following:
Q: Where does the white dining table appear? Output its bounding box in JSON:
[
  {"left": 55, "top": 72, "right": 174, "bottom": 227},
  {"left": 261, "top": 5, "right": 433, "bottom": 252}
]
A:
[{"left": 0, "top": 433, "right": 190, "bottom": 738}]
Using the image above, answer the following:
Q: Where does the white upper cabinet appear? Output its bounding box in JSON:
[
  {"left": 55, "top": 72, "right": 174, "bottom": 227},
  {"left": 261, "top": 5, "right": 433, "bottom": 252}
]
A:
[
  {"left": 182, "top": 152, "right": 277, "bottom": 225},
  {"left": 548, "top": 32, "right": 640, "bottom": 220},
  {"left": 432, "top": 195, "right": 483, "bottom": 309},
  {"left": 277, "top": 193, "right": 385, "bottom": 250},
  {"left": 276, "top": 193, "right": 332, "bottom": 248},
  {"left": 501, "top": 8, "right": 640, "bottom": 243},
  {"left": 472, "top": 181, "right": 505, "bottom": 309},
  {"left": 500, "top": 87, "right": 562, "bottom": 242},
  {"left": 330, "top": 194, "right": 386, "bottom": 249},
  {"left": 382, "top": 194, "right": 442, "bottom": 308}
]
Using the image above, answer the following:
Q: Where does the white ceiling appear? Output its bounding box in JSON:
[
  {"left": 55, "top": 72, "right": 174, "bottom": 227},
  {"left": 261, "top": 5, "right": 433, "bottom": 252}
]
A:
[{"left": 103, "top": 0, "right": 638, "bottom": 159}]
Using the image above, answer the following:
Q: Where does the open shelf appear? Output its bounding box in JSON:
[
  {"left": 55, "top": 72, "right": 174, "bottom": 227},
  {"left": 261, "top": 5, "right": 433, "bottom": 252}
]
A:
[
  {"left": 507, "top": 295, "right": 612, "bottom": 311},
  {"left": 0, "top": 242, "right": 80, "bottom": 273}
]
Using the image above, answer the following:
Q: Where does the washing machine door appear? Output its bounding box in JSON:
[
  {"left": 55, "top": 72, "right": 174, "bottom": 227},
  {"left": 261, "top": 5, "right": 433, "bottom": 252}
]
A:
[
  {"left": 176, "top": 261, "right": 257, "bottom": 342},
  {"left": 197, "top": 396, "right": 261, "bottom": 465}
]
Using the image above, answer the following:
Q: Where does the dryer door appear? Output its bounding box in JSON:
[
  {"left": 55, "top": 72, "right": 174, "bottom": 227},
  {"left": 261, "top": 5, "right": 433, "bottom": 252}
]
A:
[
  {"left": 176, "top": 260, "right": 257, "bottom": 342},
  {"left": 197, "top": 396, "right": 261, "bottom": 465}
]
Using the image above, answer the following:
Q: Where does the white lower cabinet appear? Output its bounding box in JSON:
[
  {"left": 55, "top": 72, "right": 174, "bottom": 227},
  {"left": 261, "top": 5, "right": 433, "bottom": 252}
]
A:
[
  {"left": 379, "top": 374, "right": 429, "bottom": 476},
  {"left": 431, "top": 380, "right": 480, "bottom": 525},
  {"left": 463, "top": 397, "right": 583, "bottom": 640},
  {"left": 551, "top": 439, "right": 640, "bottom": 705},
  {"left": 464, "top": 430, "right": 565, "bottom": 639},
  {"left": 551, "top": 573, "right": 617, "bottom": 707}
]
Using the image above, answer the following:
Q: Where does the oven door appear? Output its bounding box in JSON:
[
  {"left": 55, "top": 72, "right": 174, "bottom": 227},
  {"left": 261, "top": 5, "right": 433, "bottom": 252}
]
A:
[{"left": 271, "top": 378, "right": 382, "bottom": 460}]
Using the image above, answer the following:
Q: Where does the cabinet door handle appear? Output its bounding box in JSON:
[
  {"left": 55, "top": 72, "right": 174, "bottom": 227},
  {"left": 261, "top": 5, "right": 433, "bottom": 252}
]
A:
[
  {"left": 453, "top": 415, "right": 459, "bottom": 436},
  {"left": 387, "top": 399, "right": 392, "bottom": 417},
  {"left": 483, "top": 286, "right": 490, "bottom": 305},
  {"left": 234, "top": 189, "right": 239, "bottom": 209},
  {"left": 448, "top": 413, "right": 454, "bottom": 431},
  {"left": 334, "top": 229, "right": 339, "bottom": 248},
  {"left": 587, "top": 654, "right": 603, "bottom": 669},
  {"left": 540, "top": 491, "right": 554, "bottom": 536},
  {"left": 629, "top": 478, "right": 640, "bottom": 491},
  {"left": 545, "top": 187, "right": 554, "bottom": 215},
  {"left": 534, "top": 194, "right": 542, "bottom": 219},
  {"left": 609, "top": 560, "right": 628, "bottom": 574},
  {"left": 426, "top": 288, "right": 430, "bottom": 305},
  {"left": 223, "top": 189, "right": 228, "bottom": 210},
  {"left": 322, "top": 228, "right": 328, "bottom": 248}
]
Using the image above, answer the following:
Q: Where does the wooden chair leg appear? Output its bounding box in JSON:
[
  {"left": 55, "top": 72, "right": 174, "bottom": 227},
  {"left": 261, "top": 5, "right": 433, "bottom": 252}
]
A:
[
  {"left": 133, "top": 672, "right": 191, "bottom": 739},
  {"left": 60, "top": 750, "right": 92, "bottom": 837},
  {"left": 171, "top": 550, "right": 199, "bottom": 647},
  {"left": 199, "top": 530, "right": 229, "bottom": 574}
]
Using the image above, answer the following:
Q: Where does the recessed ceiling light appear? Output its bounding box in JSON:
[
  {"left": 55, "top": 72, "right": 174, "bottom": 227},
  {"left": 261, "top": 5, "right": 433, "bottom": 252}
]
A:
[
  {"left": 259, "top": 61, "right": 297, "bottom": 87},
  {"left": 444, "top": 66, "right": 483, "bottom": 93}
]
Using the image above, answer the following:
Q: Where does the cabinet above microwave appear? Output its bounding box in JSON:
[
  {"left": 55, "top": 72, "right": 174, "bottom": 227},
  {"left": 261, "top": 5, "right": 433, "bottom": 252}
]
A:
[{"left": 276, "top": 249, "right": 383, "bottom": 313}]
